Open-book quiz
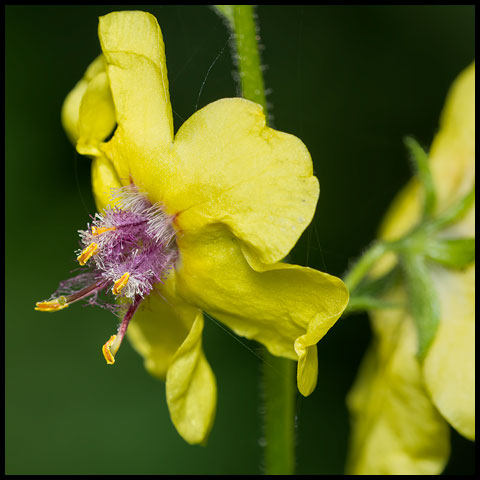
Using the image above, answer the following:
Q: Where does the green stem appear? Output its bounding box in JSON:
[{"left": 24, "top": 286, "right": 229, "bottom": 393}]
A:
[
  {"left": 261, "top": 352, "right": 296, "bottom": 474},
  {"left": 229, "top": 5, "right": 295, "bottom": 474},
  {"left": 233, "top": 5, "right": 268, "bottom": 109},
  {"left": 343, "top": 241, "right": 388, "bottom": 293}
]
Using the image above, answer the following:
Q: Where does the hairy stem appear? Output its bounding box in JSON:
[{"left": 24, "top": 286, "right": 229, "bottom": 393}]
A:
[
  {"left": 261, "top": 353, "right": 295, "bottom": 474},
  {"left": 344, "top": 241, "right": 388, "bottom": 293},
  {"left": 233, "top": 5, "right": 267, "bottom": 108}
]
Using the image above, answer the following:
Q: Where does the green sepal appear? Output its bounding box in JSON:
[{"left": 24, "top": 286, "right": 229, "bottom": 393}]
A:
[
  {"left": 351, "top": 265, "right": 400, "bottom": 297},
  {"left": 400, "top": 253, "right": 440, "bottom": 360},
  {"left": 345, "top": 267, "right": 402, "bottom": 314},
  {"left": 431, "top": 184, "right": 475, "bottom": 231},
  {"left": 343, "top": 241, "right": 388, "bottom": 293},
  {"left": 404, "top": 136, "right": 436, "bottom": 218},
  {"left": 425, "top": 237, "right": 475, "bottom": 268}
]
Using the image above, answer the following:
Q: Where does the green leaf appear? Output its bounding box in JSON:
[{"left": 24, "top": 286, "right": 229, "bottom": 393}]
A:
[
  {"left": 404, "top": 136, "right": 436, "bottom": 218},
  {"left": 425, "top": 237, "right": 475, "bottom": 268},
  {"left": 400, "top": 253, "right": 440, "bottom": 360}
]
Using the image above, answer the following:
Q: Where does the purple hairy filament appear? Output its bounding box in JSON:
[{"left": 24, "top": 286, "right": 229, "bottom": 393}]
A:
[{"left": 35, "top": 184, "right": 178, "bottom": 364}]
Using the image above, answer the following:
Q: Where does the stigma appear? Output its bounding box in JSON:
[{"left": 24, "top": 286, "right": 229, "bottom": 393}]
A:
[{"left": 35, "top": 184, "right": 178, "bottom": 364}]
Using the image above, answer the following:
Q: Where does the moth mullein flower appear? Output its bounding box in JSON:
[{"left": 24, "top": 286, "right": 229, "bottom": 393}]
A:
[
  {"left": 346, "top": 64, "right": 475, "bottom": 474},
  {"left": 36, "top": 10, "right": 349, "bottom": 444}
]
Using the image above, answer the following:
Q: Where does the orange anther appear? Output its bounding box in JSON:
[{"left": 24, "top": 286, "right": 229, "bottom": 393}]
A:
[
  {"left": 102, "top": 335, "right": 117, "bottom": 365},
  {"left": 35, "top": 297, "right": 69, "bottom": 312},
  {"left": 112, "top": 272, "right": 130, "bottom": 295},
  {"left": 77, "top": 242, "right": 99, "bottom": 266},
  {"left": 91, "top": 226, "right": 116, "bottom": 236}
]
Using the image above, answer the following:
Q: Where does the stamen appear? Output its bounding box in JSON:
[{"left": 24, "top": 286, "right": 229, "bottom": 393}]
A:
[
  {"left": 112, "top": 272, "right": 130, "bottom": 295},
  {"left": 91, "top": 226, "right": 116, "bottom": 236},
  {"left": 77, "top": 242, "right": 99, "bottom": 266},
  {"left": 35, "top": 280, "right": 109, "bottom": 312},
  {"left": 101, "top": 296, "right": 141, "bottom": 365},
  {"left": 63, "top": 280, "right": 109, "bottom": 304},
  {"left": 35, "top": 296, "right": 69, "bottom": 312}
]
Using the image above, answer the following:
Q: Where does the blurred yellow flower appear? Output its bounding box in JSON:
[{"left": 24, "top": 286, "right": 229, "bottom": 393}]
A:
[
  {"left": 346, "top": 63, "right": 475, "bottom": 474},
  {"left": 53, "top": 11, "right": 348, "bottom": 444}
]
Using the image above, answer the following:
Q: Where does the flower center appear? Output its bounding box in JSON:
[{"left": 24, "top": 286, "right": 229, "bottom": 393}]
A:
[{"left": 35, "top": 184, "right": 178, "bottom": 364}]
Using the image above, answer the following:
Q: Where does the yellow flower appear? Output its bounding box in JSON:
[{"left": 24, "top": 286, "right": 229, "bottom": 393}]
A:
[
  {"left": 346, "top": 64, "right": 475, "bottom": 474},
  {"left": 38, "top": 11, "right": 348, "bottom": 444}
]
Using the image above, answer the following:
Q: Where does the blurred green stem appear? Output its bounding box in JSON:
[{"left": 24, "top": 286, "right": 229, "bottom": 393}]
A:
[
  {"left": 344, "top": 241, "right": 388, "bottom": 293},
  {"left": 261, "top": 352, "right": 295, "bottom": 474},
  {"left": 229, "top": 5, "right": 295, "bottom": 475}
]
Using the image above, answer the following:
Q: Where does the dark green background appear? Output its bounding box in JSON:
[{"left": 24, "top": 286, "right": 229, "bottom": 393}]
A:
[{"left": 5, "top": 5, "right": 474, "bottom": 475}]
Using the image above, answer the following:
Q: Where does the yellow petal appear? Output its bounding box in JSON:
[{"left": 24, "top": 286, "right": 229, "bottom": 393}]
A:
[
  {"left": 96, "top": 15, "right": 318, "bottom": 265},
  {"left": 429, "top": 62, "right": 475, "bottom": 210},
  {"left": 423, "top": 265, "right": 475, "bottom": 440},
  {"left": 346, "top": 289, "right": 450, "bottom": 475},
  {"left": 175, "top": 224, "right": 348, "bottom": 396},
  {"left": 102, "top": 98, "right": 318, "bottom": 265},
  {"left": 61, "top": 55, "right": 107, "bottom": 145},
  {"left": 91, "top": 155, "right": 122, "bottom": 212},
  {"left": 62, "top": 78, "right": 87, "bottom": 146},
  {"left": 166, "top": 311, "right": 217, "bottom": 445},
  {"left": 171, "top": 98, "right": 319, "bottom": 265},
  {"left": 126, "top": 275, "right": 216, "bottom": 445},
  {"left": 76, "top": 71, "right": 116, "bottom": 156},
  {"left": 98, "top": 10, "right": 173, "bottom": 180},
  {"left": 126, "top": 274, "right": 200, "bottom": 380}
]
